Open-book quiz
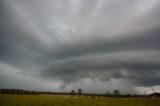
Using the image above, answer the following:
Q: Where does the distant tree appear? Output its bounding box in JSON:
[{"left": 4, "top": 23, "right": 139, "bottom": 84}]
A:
[
  {"left": 105, "top": 91, "right": 111, "bottom": 96},
  {"left": 123, "top": 94, "right": 132, "bottom": 98},
  {"left": 113, "top": 90, "right": 120, "bottom": 96},
  {"left": 70, "top": 90, "right": 75, "bottom": 97},
  {"left": 85, "top": 94, "right": 88, "bottom": 98},
  {"left": 77, "top": 89, "right": 82, "bottom": 97}
]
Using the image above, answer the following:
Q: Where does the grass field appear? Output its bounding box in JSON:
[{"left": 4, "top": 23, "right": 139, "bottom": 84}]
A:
[{"left": 0, "top": 94, "right": 160, "bottom": 106}]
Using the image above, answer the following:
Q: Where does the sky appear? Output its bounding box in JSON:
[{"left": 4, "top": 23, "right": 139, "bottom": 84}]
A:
[{"left": 0, "top": 0, "right": 160, "bottom": 94}]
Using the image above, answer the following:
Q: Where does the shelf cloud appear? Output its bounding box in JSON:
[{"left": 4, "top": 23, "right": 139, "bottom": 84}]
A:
[{"left": 0, "top": 0, "right": 160, "bottom": 94}]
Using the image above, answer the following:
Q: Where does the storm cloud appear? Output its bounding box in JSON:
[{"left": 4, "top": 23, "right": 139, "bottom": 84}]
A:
[{"left": 0, "top": 0, "right": 160, "bottom": 94}]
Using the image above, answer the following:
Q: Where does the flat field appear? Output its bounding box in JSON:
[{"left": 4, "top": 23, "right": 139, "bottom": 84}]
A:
[{"left": 0, "top": 94, "right": 160, "bottom": 106}]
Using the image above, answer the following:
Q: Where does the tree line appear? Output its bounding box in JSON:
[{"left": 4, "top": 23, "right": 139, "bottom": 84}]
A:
[
  {"left": 70, "top": 89, "right": 135, "bottom": 98},
  {"left": 0, "top": 88, "right": 159, "bottom": 98},
  {"left": 0, "top": 88, "right": 39, "bottom": 95}
]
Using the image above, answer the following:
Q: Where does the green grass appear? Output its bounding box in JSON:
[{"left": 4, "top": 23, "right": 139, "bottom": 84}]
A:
[{"left": 0, "top": 94, "right": 160, "bottom": 106}]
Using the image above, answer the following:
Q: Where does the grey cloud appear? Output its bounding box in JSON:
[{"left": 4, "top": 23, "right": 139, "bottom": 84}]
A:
[
  {"left": 50, "top": 27, "right": 160, "bottom": 59},
  {"left": 0, "top": 0, "right": 160, "bottom": 93},
  {"left": 42, "top": 52, "right": 160, "bottom": 87}
]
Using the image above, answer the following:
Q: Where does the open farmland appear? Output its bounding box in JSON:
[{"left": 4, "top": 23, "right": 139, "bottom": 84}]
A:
[{"left": 0, "top": 94, "right": 160, "bottom": 106}]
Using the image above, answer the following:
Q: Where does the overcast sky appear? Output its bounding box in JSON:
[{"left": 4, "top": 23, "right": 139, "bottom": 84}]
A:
[{"left": 0, "top": 0, "right": 160, "bottom": 94}]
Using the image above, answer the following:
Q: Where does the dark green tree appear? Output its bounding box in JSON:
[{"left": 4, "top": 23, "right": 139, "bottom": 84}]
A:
[
  {"left": 105, "top": 91, "right": 111, "bottom": 96},
  {"left": 113, "top": 90, "right": 120, "bottom": 96},
  {"left": 77, "top": 89, "right": 82, "bottom": 97},
  {"left": 70, "top": 90, "right": 75, "bottom": 97}
]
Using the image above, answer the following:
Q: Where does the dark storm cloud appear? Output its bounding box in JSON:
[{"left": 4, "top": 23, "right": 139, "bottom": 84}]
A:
[
  {"left": 42, "top": 52, "right": 160, "bottom": 87},
  {"left": 51, "top": 26, "right": 160, "bottom": 59},
  {"left": 0, "top": 0, "right": 160, "bottom": 93}
]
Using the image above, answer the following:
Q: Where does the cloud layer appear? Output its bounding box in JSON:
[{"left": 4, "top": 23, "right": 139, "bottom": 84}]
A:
[{"left": 0, "top": 0, "right": 160, "bottom": 94}]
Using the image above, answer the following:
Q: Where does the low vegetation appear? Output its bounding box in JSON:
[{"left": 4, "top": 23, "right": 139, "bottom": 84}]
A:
[
  {"left": 1, "top": 89, "right": 160, "bottom": 106},
  {"left": 1, "top": 94, "right": 160, "bottom": 106}
]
